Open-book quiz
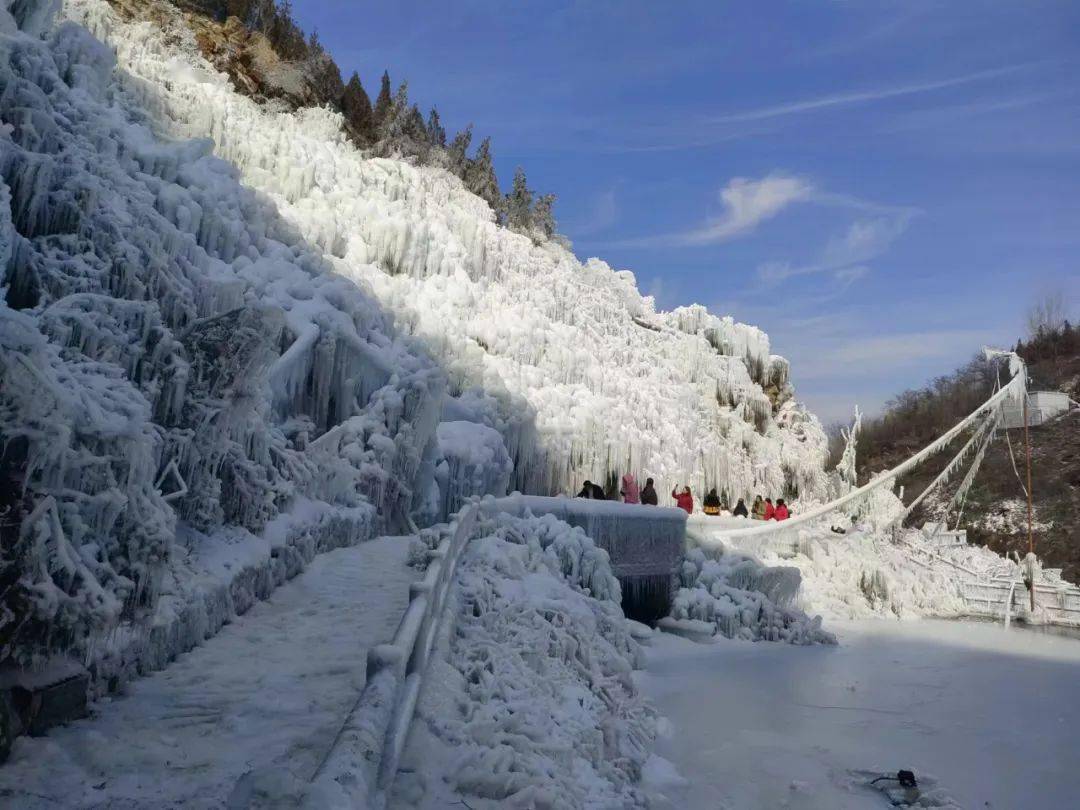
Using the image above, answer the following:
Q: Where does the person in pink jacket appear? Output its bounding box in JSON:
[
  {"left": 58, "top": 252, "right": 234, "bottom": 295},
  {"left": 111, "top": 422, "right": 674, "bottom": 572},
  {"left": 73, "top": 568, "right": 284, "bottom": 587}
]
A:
[
  {"left": 774, "top": 499, "right": 790, "bottom": 521},
  {"left": 620, "top": 473, "right": 641, "bottom": 504},
  {"left": 671, "top": 486, "right": 693, "bottom": 514}
]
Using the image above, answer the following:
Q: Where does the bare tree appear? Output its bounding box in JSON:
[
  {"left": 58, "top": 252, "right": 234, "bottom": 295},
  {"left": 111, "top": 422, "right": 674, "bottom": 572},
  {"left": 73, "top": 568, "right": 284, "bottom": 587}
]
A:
[{"left": 1027, "top": 290, "right": 1068, "bottom": 339}]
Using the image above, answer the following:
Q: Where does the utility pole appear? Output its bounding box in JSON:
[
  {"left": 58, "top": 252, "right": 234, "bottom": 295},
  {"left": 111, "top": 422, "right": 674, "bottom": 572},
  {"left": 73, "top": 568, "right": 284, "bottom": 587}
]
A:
[{"left": 1023, "top": 391, "right": 1035, "bottom": 612}]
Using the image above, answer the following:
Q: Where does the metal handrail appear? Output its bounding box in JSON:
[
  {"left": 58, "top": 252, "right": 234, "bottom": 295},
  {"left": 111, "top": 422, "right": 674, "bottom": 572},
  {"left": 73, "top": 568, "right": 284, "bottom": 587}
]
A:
[{"left": 309, "top": 503, "right": 480, "bottom": 806}]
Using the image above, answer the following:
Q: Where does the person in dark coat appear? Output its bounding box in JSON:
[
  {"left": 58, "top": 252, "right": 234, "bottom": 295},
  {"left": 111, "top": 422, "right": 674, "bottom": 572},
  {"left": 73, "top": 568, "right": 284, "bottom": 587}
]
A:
[
  {"left": 591, "top": 482, "right": 606, "bottom": 500},
  {"left": 702, "top": 488, "right": 722, "bottom": 516},
  {"left": 733, "top": 498, "right": 749, "bottom": 518},
  {"left": 640, "top": 477, "right": 658, "bottom": 505},
  {"left": 577, "top": 480, "right": 595, "bottom": 499}
]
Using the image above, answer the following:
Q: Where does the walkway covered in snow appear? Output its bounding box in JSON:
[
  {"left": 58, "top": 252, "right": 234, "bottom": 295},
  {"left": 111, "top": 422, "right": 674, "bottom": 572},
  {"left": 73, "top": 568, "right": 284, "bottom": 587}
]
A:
[
  {"left": 0, "top": 536, "right": 416, "bottom": 808},
  {"left": 639, "top": 619, "right": 1080, "bottom": 809}
]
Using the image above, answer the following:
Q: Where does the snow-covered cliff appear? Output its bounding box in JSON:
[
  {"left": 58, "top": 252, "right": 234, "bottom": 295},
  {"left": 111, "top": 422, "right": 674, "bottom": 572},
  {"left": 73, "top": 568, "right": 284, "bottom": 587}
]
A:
[{"left": 0, "top": 0, "right": 829, "bottom": 664}]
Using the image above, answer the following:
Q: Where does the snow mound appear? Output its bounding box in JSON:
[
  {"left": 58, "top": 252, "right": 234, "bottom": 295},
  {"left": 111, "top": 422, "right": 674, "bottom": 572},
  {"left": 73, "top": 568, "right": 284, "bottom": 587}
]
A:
[
  {"left": 396, "top": 509, "right": 656, "bottom": 808},
  {"left": 672, "top": 547, "right": 836, "bottom": 644}
]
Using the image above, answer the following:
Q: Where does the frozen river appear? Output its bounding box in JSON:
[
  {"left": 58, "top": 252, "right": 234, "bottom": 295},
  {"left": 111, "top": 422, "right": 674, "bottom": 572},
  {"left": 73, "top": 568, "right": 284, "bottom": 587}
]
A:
[{"left": 638, "top": 619, "right": 1080, "bottom": 809}]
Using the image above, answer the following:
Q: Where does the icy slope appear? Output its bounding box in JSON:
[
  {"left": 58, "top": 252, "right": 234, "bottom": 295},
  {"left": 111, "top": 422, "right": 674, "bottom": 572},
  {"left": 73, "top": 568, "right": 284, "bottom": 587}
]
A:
[
  {"left": 0, "top": 0, "right": 443, "bottom": 662},
  {"left": 65, "top": 0, "right": 830, "bottom": 505}
]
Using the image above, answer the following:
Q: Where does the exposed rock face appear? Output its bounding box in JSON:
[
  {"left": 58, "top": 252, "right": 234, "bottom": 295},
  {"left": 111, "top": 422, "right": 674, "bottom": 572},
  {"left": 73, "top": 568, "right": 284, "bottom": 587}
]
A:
[{"left": 108, "top": 0, "right": 345, "bottom": 112}]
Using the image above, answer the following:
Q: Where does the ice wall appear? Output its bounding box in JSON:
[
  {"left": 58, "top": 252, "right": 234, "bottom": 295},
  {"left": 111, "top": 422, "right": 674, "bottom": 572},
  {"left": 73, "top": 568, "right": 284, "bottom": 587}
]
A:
[
  {"left": 61, "top": 0, "right": 831, "bottom": 509},
  {"left": 0, "top": 0, "right": 445, "bottom": 663}
]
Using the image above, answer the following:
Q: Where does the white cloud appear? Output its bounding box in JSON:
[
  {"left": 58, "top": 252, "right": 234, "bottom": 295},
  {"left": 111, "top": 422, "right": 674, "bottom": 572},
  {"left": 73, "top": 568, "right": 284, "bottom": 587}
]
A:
[
  {"left": 682, "top": 174, "right": 815, "bottom": 245},
  {"left": 613, "top": 172, "right": 814, "bottom": 248}
]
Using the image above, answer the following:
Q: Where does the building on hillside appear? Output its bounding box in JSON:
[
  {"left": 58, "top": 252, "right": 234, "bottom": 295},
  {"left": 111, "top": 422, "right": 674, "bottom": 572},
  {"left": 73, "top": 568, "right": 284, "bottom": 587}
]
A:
[{"left": 1002, "top": 391, "right": 1073, "bottom": 429}]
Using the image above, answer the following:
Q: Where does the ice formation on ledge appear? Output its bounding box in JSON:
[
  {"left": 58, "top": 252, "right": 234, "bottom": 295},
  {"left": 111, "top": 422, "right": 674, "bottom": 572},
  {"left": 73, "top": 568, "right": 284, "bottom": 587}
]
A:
[{"left": 672, "top": 547, "right": 835, "bottom": 644}]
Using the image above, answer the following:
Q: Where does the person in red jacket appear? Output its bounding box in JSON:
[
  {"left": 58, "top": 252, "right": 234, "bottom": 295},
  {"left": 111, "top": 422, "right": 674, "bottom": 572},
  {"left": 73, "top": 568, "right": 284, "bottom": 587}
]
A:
[
  {"left": 764, "top": 497, "right": 775, "bottom": 521},
  {"left": 671, "top": 485, "right": 693, "bottom": 514},
  {"left": 774, "top": 499, "right": 790, "bottom": 521}
]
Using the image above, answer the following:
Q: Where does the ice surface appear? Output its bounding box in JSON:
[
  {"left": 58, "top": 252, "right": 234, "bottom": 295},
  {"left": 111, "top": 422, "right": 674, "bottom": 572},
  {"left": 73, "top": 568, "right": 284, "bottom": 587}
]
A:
[{"left": 639, "top": 620, "right": 1080, "bottom": 809}]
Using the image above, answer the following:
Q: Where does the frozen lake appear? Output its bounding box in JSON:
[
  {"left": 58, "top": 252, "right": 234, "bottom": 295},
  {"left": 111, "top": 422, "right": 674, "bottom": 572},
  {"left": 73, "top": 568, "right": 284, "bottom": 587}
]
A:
[{"left": 639, "top": 619, "right": 1080, "bottom": 809}]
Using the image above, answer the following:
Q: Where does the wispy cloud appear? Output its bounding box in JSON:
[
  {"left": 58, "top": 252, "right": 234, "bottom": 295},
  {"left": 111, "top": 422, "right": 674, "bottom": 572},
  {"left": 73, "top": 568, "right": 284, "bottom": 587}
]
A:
[
  {"left": 604, "top": 62, "right": 1041, "bottom": 153},
  {"left": 611, "top": 173, "right": 814, "bottom": 248},
  {"left": 757, "top": 211, "right": 917, "bottom": 285},
  {"left": 683, "top": 174, "right": 815, "bottom": 244},
  {"left": 570, "top": 188, "right": 619, "bottom": 236},
  {"left": 789, "top": 327, "right": 997, "bottom": 382},
  {"left": 706, "top": 63, "right": 1034, "bottom": 125}
]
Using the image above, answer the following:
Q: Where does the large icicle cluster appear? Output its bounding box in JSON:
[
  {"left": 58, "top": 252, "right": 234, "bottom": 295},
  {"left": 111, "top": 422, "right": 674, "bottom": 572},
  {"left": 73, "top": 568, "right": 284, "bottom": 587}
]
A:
[
  {"left": 0, "top": 0, "right": 447, "bottom": 663},
  {"left": 0, "top": 0, "right": 835, "bottom": 665},
  {"left": 62, "top": 0, "right": 831, "bottom": 509},
  {"left": 672, "top": 547, "right": 836, "bottom": 644},
  {"left": 396, "top": 510, "right": 655, "bottom": 809}
]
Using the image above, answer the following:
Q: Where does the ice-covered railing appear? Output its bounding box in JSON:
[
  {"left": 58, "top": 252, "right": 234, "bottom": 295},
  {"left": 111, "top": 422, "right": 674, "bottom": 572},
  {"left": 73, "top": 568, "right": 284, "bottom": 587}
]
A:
[
  {"left": 308, "top": 504, "right": 480, "bottom": 807},
  {"left": 696, "top": 360, "right": 1027, "bottom": 549}
]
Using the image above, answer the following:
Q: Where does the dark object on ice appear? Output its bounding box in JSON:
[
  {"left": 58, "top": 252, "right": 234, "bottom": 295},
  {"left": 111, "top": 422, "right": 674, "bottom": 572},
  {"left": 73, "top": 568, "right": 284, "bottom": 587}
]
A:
[
  {"left": 733, "top": 498, "right": 748, "bottom": 517},
  {"left": 640, "top": 478, "right": 658, "bottom": 505},
  {"left": 869, "top": 770, "right": 920, "bottom": 807},
  {"left": 831, "top": 525, "right": 847, "bottom": 534}
]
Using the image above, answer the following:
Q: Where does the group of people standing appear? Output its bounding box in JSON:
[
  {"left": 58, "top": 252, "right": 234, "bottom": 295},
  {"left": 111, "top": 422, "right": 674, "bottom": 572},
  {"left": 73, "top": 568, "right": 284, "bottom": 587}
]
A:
[
  {"left": 576, "top": 474, "right": 659, "bottom": 505},
  {"left": 701, "top": 490, "right": 789, "bottom": 520},
  {"left": 576, "top": 475, "right": 790, "bottom": 521}
]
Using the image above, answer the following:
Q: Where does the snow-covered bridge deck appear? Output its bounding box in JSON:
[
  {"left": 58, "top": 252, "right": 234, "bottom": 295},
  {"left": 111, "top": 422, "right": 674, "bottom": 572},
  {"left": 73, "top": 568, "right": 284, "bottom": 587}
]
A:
[{"left": 0, "top": 536, "right": 416, "bottom": 808}]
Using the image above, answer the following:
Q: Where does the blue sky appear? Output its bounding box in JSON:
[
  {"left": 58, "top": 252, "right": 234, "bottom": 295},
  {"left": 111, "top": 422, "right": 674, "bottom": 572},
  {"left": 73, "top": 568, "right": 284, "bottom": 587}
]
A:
[{"left": 293, "top": 0, "right": 1079, "bottom": 424}]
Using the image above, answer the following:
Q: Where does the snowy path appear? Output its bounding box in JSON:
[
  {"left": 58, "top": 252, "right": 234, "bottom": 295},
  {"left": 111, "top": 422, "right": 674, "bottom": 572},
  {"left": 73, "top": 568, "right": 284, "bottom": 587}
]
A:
[
  {"left": 0, "top": 536, "right": 416, "bottom": 809},
  {"left": 639, "top": 619, "right": 1080, "bottom": 809}
]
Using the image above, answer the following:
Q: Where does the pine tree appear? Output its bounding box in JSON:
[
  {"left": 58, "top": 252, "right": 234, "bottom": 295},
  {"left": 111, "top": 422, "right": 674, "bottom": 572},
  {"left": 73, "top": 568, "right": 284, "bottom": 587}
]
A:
[
  {"left": 377, "top": 81, "right": 409, "bottom": 141},
  {"left": 532, "top": 193, "right": 557, "bottom": 239},
  {"left": 506, "top": 166, "right": 533, "bottom": 232},
  {"left": 446, "top": 125, "right": 473, "bottom": 178},
  {"left": 406, "top": 104, "right": 428, "bottom": 143},
  {"left": 465, "top": 137, "right": 502, "bottom": 219},
  {"left": 426, "top": 107, "right": 446, "bottom": 148},
  {"left": 341, "top": 72, "right": 375, "bottom": 145},
  {"left": 373, "top": 70, "right": 393, "bottom": 127}
]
